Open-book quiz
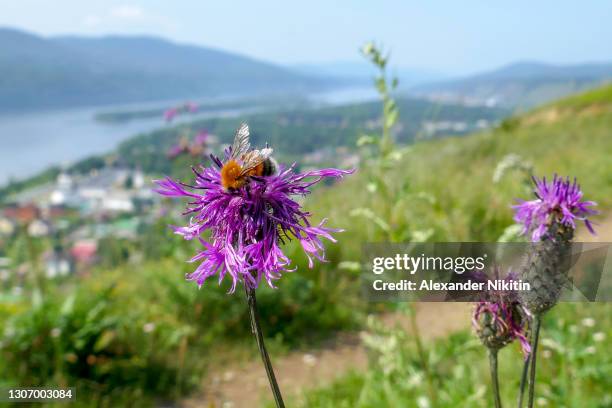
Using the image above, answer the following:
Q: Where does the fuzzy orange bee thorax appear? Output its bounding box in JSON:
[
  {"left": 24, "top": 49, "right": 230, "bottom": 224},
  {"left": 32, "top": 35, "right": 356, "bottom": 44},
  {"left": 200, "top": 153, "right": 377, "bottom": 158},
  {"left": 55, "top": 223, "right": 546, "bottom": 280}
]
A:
[
  {"left": 220, "top": 123, "right": 276, "bottom": 191},
  {"left": 221, "top": 159, "right": 247, "bottom": 190},
  {"left": 221, "top": 159, "right": 267, "bottom": 190}
]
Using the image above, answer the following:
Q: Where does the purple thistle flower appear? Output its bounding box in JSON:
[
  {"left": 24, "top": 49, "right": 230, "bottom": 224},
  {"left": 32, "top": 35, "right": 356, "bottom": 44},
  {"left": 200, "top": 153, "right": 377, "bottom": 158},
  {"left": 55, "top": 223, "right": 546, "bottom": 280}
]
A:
[
  {"left": 513, "top": 175, "right": 597, "bottom": 242},
  {"left": 193, "top": 130, "right": 208, "bottom": 146},
  {"left": 185, "top": 101, "right": 198, "bottom": 113},
  {"left": 189, "top": 131, "right": 209, "bottom": 156},
  {"left": 167, "top": 137, "right": 190, "bottom": 159},
  {"left": 166, "top": 144, "right": 184, "bottom": 159},
  {"left": 154, "top": 152, "right": 353, "bottom": 292},
  {"left": 164, "top": 107, "right": 178, "bottom": 122}
]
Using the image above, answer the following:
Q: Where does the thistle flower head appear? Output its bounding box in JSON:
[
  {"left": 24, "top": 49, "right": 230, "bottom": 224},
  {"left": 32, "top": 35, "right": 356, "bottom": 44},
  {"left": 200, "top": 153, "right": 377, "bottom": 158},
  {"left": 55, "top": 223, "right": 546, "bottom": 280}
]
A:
[
  {"left": 163, "top": 101, "right": 198, "bottom": 122},
  {"left": 193, "top": 130, "right": 208, "bottom": 146},
  {"left": 513, "top": 175, "right": 597, "bottom": 242},
  {"left": 185, "top": 101, "right": 198, "bottom": 113},
  {"left": 167, "top": 132, "right": 209, "bottom": 158},
  {"left": 164, "top": 107, "right": 178, "bottom": 122},
  {"left": 154, "top": 148, "right": 353, "bottom": 292},
  {"left": 166, "top": 144, "right": 184, "bottom": 159},
  {"left": 472, "top": 270, "right": 531, "bottom": 357}
]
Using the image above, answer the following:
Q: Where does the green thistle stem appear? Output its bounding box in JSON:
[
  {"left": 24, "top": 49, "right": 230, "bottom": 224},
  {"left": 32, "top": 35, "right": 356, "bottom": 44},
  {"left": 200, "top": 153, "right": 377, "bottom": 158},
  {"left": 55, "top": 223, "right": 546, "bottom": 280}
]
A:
[
  {"left": 517, "top": 355, "right": 530, "bottom": 408},
  {"left": 527, "top": 315, "right": 542, "bottom": 408},
  {"left": 409, "top": 307, "right": 437, "bottom": 407},
  {"left": 246, "top": 286, "right": 285, "bottom": 408},
  {"left": 489, "top": 348, "right": 502, "bottom": 408}
]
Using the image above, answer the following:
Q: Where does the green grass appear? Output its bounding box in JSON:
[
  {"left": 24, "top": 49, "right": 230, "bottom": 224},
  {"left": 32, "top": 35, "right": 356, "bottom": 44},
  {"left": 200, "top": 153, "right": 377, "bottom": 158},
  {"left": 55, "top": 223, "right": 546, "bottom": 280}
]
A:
[
  {"left": 0, "top": 255, "right": 361, "bottom": 407},
  {"left": 304, "top": 84, "right": 612, "bottom": 249},
  {"left": 279, "top": 304, "right": 612, "bottom": 408},
  {"left": 552, "top": 83, "right": 612, "bottom": 110}
]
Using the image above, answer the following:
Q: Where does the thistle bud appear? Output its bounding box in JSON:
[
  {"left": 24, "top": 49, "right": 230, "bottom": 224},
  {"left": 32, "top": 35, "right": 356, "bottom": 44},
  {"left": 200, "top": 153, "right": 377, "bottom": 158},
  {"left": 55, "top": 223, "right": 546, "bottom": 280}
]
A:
[
  {"left": 512, "top": 175, "right": 597, "bottom": 315},
  {"left": 472, "top": 268, "right": 531, "bottom": 356},
  {"left": 518, "top": 223, "right": 573, "bottom": 314},
  {"left": 473, "top": 300, "right": 530, "bottom": 354}
]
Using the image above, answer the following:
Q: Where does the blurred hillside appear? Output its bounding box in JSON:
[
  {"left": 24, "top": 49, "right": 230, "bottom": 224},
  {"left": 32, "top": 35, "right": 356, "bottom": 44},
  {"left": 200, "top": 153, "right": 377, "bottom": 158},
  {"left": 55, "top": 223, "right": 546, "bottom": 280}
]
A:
[
  {"left": 310, "top": 83, "right": 612, "bottom": 248},
  {"left": 411, "top": 60, "right": 612, "bottom": 108},
  {"left": 0, "top": 27, "right": 337, "bottom": 112},
  {"left": 259, "top": 82, "right": 612, "bottom": 408},
  {"left": 290, "top": 61, "right": 447, "bottom": 88}
]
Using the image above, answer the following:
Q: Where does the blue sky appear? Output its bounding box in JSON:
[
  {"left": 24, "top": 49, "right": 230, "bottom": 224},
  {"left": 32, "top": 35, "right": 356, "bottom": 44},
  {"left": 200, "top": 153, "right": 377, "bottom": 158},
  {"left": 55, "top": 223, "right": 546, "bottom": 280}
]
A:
[{"left": 1, "top": 0, "right": 611, "bottom": 75}]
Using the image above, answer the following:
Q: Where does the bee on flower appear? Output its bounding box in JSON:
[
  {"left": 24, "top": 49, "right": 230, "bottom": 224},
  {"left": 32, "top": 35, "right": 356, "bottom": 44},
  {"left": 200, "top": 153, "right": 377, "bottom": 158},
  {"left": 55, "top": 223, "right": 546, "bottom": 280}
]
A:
[{"left": 155, "top": 123, "right": 353, "bottom": 292}]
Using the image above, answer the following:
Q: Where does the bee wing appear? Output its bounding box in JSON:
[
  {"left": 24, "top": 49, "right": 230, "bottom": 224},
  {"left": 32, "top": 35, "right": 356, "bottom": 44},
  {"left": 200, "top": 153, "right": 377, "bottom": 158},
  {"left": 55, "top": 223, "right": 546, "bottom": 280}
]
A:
[
  {"left": 230, "top": 123, "right": 250, "bottom": 160},
  {"left": 239, "top": 148, "right": 273, "bottom": 176}
]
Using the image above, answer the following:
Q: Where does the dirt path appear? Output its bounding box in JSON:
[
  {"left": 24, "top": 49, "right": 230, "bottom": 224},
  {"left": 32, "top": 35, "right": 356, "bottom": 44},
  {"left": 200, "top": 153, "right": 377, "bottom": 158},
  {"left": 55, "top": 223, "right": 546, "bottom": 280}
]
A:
[
  {"left": 182, "top": 215, "right": 612, "bottom": 408},
  {"left": 182, "top": 303, "right": 472, "bottom": 408},
  {"left": 576, "top": 214, "right": 612, "bottom": 242}
]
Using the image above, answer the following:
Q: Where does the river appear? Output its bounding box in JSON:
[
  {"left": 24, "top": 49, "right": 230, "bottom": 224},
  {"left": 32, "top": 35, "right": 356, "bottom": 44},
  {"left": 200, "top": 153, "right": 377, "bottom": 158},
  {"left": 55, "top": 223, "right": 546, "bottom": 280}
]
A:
[{"left": 0, "top": 87, "right": 377, "bottom": 186}]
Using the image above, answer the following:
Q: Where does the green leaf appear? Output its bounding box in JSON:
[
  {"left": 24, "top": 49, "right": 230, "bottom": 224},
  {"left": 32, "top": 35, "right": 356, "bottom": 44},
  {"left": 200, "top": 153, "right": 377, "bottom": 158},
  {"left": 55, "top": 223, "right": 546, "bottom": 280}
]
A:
[
  {"left": 338, "top": 261, "right": 362, "bottom": 272},
  {"left": 357, "top": 135, "right": 376, "bottom": 147},
  {"left": 375, "top": 78, "right": 387, "bottom": 95},
  {"left": 361, "top": 42, "right": 375, "bottom": 57},
  {"left": 60, "top": 294, "right": 76, "bottom": 317},
  {"left": 350, "top": 208, "right": 390, "bottom": 232},
  {"left": 31, "top": 289, "right": 43, "bottom": 309},
  {"left": 497, "top": 224, "right": 525, "bottom": 243},
  {"left": 412, "top": 229, "right": 434, "bottom": 242},
  {"left": 93, "top": 330, "right": 116, "bottom": 352},
  {"left": 385, "top": 109, "right": 399, "bottom": 129}
]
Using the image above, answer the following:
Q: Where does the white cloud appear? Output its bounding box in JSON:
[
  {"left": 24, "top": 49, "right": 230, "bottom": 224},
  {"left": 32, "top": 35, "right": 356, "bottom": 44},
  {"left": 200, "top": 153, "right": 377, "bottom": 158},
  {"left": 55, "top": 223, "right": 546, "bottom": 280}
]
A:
[
  {"left": 82, "top": 15, "right": 101, "bottom": 27},
  {"left": 79, "top": 4, "right": 178, "bottom": 35},
  {"left": 110, "top": 5, "right": 144, "bottom": 20}
]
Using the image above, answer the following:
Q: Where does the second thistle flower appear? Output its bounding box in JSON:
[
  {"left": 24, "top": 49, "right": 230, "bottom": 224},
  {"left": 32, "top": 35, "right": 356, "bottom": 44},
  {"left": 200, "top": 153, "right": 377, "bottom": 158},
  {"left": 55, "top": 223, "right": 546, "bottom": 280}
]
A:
[
  {"left": 513, "top": 175, "right": 597, "bottom": 242},
  {"left": 513, "top": 175, "right": 597, "bottom": 314}
]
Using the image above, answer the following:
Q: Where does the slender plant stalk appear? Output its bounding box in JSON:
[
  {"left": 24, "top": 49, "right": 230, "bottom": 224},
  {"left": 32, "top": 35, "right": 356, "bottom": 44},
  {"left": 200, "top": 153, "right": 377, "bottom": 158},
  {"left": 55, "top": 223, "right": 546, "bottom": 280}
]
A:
[
  {"left": 517, "top": 355, "right": 530, "bottom": 408},
  {"left": 527, "top": 315, "right": 542, "bottom": 408},
  {"left": 175, "top": 335, "right": 188, "bottom": 399},
  {"left": 489, "top": 348, "right": 502, "bottom": 408},
  {"left": 25, "top": 227, "right": 45, "bottom": 294},
  {"left": 245, "top": 286, "right": 285, "bottom": 408},
  {"left": 408, "top": 306, "right": 437, "bottom": 407}
]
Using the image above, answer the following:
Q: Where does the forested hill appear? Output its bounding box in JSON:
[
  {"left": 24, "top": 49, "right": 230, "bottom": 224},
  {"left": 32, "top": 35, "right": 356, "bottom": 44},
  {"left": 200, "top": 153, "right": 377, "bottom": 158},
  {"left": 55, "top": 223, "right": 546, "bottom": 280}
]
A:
[
  {"left": 412, "top": 61, "right": 612, "bottom": 107},
  {"left": 0, "top": 27, "right": 333, "bottom": 112},
  {"left": 0, "top": 96, "right": 509, "bottom": 201}
]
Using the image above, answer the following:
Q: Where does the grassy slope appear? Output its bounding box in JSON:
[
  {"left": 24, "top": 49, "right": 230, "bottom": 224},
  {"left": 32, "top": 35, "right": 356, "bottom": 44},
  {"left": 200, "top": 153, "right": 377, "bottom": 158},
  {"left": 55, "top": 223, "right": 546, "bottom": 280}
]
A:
[
  {"left": 552, "top": 83, "right": 612, "bottom": 110},
  {"left": 287, "top": 84, "right": 612, "bottom": 407},
  {"left": 307, "top": 84, "right": 612, "bottom": 247}
]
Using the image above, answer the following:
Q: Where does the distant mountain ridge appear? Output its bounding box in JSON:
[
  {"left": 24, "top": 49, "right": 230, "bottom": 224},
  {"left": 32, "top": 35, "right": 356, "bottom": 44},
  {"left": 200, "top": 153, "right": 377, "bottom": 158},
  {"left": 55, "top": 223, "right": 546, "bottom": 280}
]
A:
[
  {"left": 3, "top": 26, "right": 611, "bottom": 111},
  {"left": 411, "top": 61, "right": 612, "bottom": 107},
  {"left": 290, "top": 61, "right": 447, "bottom": 87},
  {"left": 0, "top": 27, "right": 333, "bottom": 112}
]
